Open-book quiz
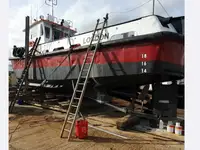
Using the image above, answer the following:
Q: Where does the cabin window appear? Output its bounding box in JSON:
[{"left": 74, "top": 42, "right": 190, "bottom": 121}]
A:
[
  {"left": 64, "top": 33, "right": 69, "bottom": 37},
  {"left": 53, "top": 28, "right": 63, "bottom": 40},
  {"left": 45, "top": 26, "right": 50, "bottom": 38},
  {"left": 40, "top": 24, "right": 44, "bottom": 36}
]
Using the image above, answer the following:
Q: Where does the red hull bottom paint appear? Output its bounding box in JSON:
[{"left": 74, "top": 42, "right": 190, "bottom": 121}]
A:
[
  {"left": 11, "top": 40, "right": 183, "bottom": 69},
  {"left": 10, "top": 38, "right": 184, "bottom": 88}
]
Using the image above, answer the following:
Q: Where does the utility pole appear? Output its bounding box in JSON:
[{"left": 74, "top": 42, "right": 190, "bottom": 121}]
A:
[
  {"left": 152, "top": 0, "right": 155, "bottom": 15},
  {"left": 24, "top": 16, "right": 30, "bottom": 96},
  {"left": 45, "top": 0, "right": 57, "bottom": 16}
]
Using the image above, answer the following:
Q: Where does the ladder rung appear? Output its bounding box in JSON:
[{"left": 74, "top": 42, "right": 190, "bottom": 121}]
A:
[
  {"left": 87, "top": 57, "right": 93, "bottom": 60},
  {"left": 82, "top": 67, "right": 89, "bottom": 70},
  {"left": 64, "top": 129, "right": 70, "bottom": 132},
  {"left": 85, "top": 58, "right": 92, "bottom": 61},
  {"left": 74, "top": 97, "right": 80, "bottom": 100},
  {"left": 71, "top": 105, "right": 78, "bottom": 108},
  {"left": 76, "top": 90, "right": 83, "bottom": 93},
  {"left": 78, "top": 83, "right": 84, "bottom": 85},
  {"left": 67, "top": 120, "right": 73, "bottom": 124},
  {"left": 80, "top": 76, "right": 86, "bottom": 78},
  {"left": 87, "top": 53, "right": 94, "bottom": 56},
  {"left": 86, "top": 56, "right": 93, "bottom": 58},
  {"left": 83, "top": 66, "right": 89, "bottom": 69},
  {"left": 85, "top": 62, "right": 91, "bottom": 65},
  {"left": 87, "top": 52, "right": 94, "bottom": 55},
  {"left": 83, "top": 65, "right": 89, "bottom": 67},
  {"left": 69, "top": 112, "right": 75, "bottom": 116},
  {"left": 85, "top": 59, "right": 92, "bottom": 62},
  {"left": 80, "top": 75, "right": 87, "bottom": 79},
  {"left": 82, "top": 69, "right": 89, "bottom": 72},
  {"left": 85, "top": 62, "right": 92, "bottom": 65}
]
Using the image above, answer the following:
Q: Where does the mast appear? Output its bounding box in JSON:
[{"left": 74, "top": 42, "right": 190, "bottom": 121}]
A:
[
  {"left": 45, "top": 0, "right": 57, "bottom": 16},
  {"left": 24, "top": 16, "right": 30, "bottom": 96},
  {"left": 51, "top": 0, "right": 54, "bottom": 16}
]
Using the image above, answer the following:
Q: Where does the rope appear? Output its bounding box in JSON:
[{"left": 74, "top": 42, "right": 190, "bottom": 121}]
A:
[
  {"left": 40, "top": 48, "right": 73, "bottom": 87},
  {"left": 156, "top": 0, "right": 170, "bottom": 17},
  {"left": 108, "top": 0, "right": 171, "bottom": 19},
  {"left": 109, "top": 0, "right": 152, "bottom": 14}
]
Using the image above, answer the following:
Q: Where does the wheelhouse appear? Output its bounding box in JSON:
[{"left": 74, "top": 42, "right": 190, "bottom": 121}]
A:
[{"left": 24, "top": 14, "right": 77, "bottom": 46}]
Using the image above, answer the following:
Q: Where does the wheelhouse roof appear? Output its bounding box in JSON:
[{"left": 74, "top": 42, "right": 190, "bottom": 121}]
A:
[{"left": 22, "top": 18, "right": 77, "bottom": 32}]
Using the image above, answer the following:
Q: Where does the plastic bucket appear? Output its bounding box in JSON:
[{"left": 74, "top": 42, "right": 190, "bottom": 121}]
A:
[{"left": 75, "top": 119, "right": 88, "bottom": 139}]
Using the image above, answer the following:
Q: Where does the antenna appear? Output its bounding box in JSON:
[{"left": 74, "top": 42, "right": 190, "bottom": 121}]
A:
[
  {"left": 45, "top": 0, "right": 57, "bottom": 17},
  {"left": 152, "top": 0, "right": 155, "bottom": 15},
  {"left": 30, "top": 5, "right": 32, "bottom": 24}
]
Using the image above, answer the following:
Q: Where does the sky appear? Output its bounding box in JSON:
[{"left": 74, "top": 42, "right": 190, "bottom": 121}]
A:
[{"left": 9, "top": 0, "right": 184, "bottom": 56}]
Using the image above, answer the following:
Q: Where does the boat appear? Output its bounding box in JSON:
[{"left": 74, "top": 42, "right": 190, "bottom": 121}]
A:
[{"left": 9, "top": 14, "right": 184, "bottom": 97}]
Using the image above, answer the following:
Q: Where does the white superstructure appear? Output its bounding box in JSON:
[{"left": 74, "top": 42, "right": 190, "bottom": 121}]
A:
[{"left": 27, "top": 14, "right": 177, "bottom": 55}]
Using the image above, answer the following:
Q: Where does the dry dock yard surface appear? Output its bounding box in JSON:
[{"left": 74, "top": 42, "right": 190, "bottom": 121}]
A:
[{"left": 9, "top": 104, "right": 184, "bottom": 150}]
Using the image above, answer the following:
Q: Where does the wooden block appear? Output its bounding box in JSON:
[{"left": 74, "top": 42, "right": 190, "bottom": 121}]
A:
[{"left": 116, "top": 115, "right": 140, "bottom": 131}]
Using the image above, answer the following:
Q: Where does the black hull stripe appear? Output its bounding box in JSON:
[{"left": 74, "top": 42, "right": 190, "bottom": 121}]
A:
[{"left": 13, "top": 61, "right": 183, "bottom": 85}]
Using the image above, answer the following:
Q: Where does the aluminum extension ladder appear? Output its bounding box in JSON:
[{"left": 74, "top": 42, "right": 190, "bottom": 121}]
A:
[
  {"left": 9, "top": 37, "right": 41, "bottom": 113},
  {"left": 60, "top": 14, "right": 109, "bottom": 141}
]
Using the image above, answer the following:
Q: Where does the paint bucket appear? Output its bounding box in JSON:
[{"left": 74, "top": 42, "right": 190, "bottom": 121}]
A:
[
  {"left": 175, "top": 122, "right": 182, "bottom": 135},
  {"left": 167, "top": 125, "right": 175, "bottom": 133},
  {"left": 167, "top": 121, "right": 174, "bottom": 133}
]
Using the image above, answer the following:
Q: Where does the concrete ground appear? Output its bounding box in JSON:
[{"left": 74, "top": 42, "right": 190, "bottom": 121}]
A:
[{"left": 9, "top": 105, "right": 184, "bottom": 150}]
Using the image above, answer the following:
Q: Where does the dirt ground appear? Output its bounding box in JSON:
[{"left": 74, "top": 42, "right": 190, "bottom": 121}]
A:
[{"left": 9, "top": 105, "right": 184, "bottom": 150}]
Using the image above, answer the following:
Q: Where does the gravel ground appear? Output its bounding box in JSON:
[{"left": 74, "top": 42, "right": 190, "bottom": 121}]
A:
[{"left": 9, "top": 105, "right": 184, "bottom": 150}]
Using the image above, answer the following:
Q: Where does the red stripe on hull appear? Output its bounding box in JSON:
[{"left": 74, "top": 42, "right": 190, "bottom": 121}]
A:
[{"left": 11, "top": 40, "right": 184, "bottom": 70}]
